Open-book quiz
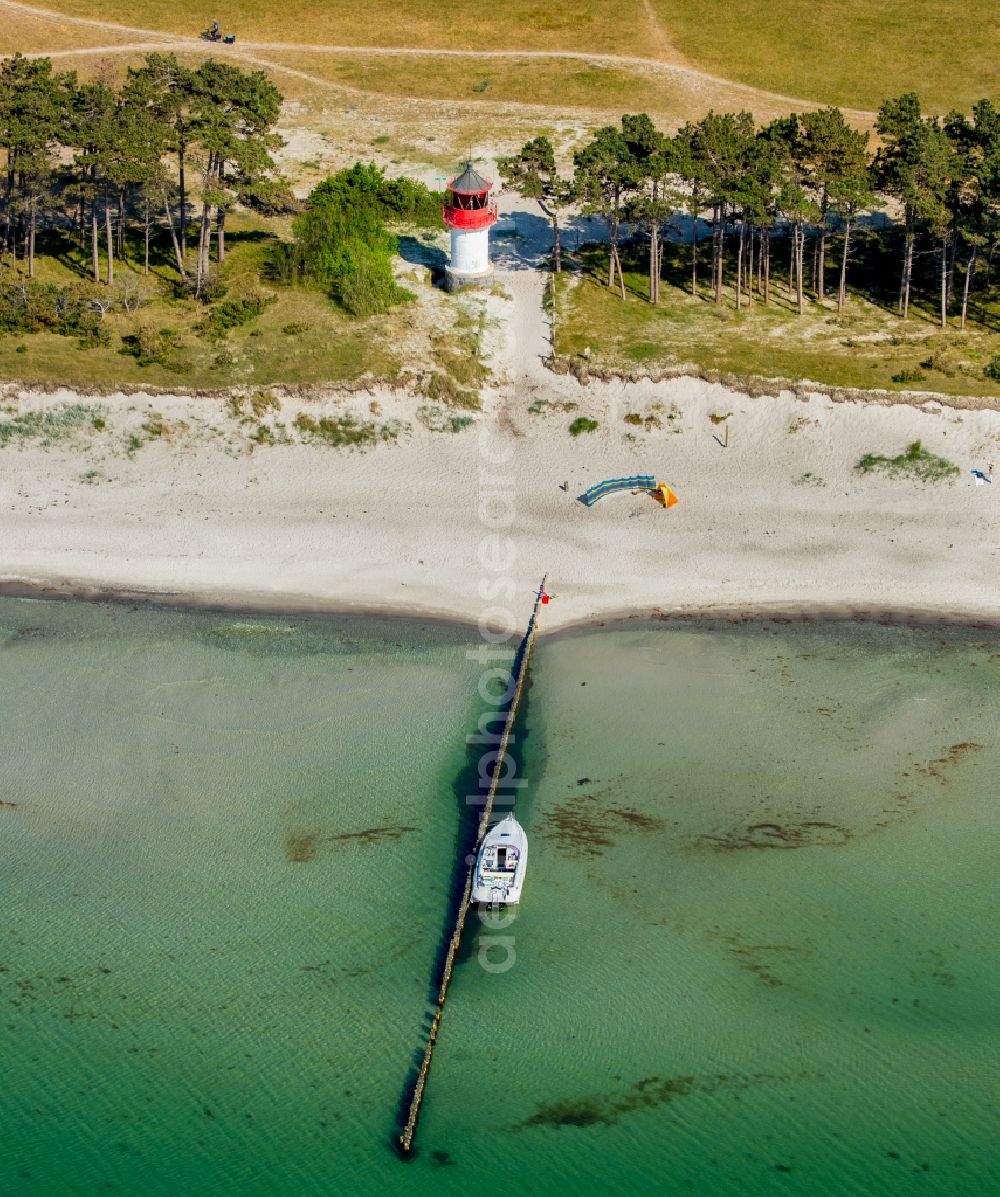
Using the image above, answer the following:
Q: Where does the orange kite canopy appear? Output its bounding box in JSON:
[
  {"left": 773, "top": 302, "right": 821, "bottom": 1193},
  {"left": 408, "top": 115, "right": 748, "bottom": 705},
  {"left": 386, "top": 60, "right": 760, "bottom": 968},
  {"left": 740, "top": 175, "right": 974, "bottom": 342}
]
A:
[{"left": 653, "top": 484, "right": 678, "bottom": 508}]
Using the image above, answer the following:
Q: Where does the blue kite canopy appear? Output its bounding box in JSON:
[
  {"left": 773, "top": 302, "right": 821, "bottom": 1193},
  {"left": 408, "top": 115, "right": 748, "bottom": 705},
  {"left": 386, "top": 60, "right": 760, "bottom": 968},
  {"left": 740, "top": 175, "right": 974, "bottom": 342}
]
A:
[{"left": 578, "top": 474, "right": 656, "bottom": 506}]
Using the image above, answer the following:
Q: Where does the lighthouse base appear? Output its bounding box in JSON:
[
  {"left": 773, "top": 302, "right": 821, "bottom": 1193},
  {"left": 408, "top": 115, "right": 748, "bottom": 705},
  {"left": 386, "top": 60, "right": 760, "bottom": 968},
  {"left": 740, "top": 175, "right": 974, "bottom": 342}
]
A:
[{"left": 444, "top": 265, "right": 494, "bottom": 293}]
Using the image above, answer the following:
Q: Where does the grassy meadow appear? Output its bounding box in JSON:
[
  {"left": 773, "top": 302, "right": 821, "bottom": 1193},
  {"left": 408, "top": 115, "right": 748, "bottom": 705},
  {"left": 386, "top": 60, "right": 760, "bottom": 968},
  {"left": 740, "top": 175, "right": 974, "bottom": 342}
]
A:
[
  {"left": 34, "top": 0, "right": 1000, "bottom": 115},
  {"left": 31, "top": 0, "right": 652, "bottom": 56},
  {"left": 652, "top": 0, "right": 1000, "bottom": 112},
  {"left": 259, "top": 51, "right": 701, "bottom": 118},
  {"left": 555, "top": 243, "right": 1000, "bottom": 401}
]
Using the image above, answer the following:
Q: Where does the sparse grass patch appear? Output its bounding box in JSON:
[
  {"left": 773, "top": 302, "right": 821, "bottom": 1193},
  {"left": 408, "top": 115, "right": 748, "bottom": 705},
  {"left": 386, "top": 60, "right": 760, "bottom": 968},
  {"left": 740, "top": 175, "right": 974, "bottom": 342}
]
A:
[
  {"left": 856, "top": 440, "right": 959, "bottom": 483},
  {"left": 0, "top": 403, "right": 104, "bottom": 447},
  {"left": 624, "top": 411, "right": 661, "bottom": 430},
  {"left": 416, "top": 404, "right": 474, "bottom": 432},
  {"left": 424, "top": 306, "right": 490, "bottom": 408},
  {"left": 569, "top": 416, "right": 599, "bottom": 436},
  {"left": 229, "top": 389, "right": 283, "bottom": 421},
  {"left": 424, "top": 371, "right": 483, "bottom": 409},
  {"left": 528, "top": 397, "right": 577, "bottom": 414},
  {"left": 251, "top": 422, "right": 289, "bottom": 445},
  {"left": 293, "top": 411, "right": 403, "bottom": 448}
]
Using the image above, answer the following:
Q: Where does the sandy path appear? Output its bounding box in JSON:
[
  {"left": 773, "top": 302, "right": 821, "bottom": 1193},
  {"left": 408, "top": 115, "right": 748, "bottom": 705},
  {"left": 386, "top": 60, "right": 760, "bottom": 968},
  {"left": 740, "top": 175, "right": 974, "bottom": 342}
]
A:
[{"left": 1, "top": 0, "right": 875, "bottom": 122}]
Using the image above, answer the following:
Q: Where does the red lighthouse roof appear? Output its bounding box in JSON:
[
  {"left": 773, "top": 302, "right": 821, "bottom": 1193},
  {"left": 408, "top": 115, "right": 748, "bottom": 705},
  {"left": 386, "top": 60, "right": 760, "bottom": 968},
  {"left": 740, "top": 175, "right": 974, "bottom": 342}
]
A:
[
  {"left": 447, "top": 162, "right": 493, "bottom": 196},
  {"left": 443, "top": 161, "right": 498, "bottom": 231}
]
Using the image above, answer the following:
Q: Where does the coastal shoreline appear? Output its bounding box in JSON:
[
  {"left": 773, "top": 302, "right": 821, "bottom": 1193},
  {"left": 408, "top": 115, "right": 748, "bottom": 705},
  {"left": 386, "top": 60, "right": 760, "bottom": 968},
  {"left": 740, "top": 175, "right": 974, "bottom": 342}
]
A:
[
  {"left": 3, "top": 575, "right": 999, "bottom": 636},
  {"left": 2, "top": 371, "right": 999, "bottom": 637},
  {"left": 2, "top": 232, "right": 999, "bottom": 638}
]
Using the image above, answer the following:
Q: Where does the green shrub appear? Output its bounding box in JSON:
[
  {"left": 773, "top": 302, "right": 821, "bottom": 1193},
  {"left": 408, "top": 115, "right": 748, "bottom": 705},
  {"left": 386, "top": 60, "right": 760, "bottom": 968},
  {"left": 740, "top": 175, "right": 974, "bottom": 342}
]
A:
[
  {"left": 77, "top": 324, "right": 112, "bottom": 350},
  {"left": 569, "top": 417, "right": 599, "bottom": 436},
  {"left": 0, "top": 279, "right": 99, "bottom": 336},
  {"left": 890, "top": 368, "right": 925, "bottom": 384},
  {"left": 272, "top": 164, "right": 443, "bottom": 316},
  {"left": 856, "top": 440, "right": 959, "bottom": 482},
  {"left": 332, "top": 241, "right": 412, "bottom": 317},
  {"left": 984, "top": 355, "right": 1000, "bottom": 382},
  {"left": 119, "top": 326, "right": 180, "bottom": 368},
  {"left": 199, "top": 291, "right": 276, "bottom": 337},
  {"left": 281, "top": 320, "right": 310, "bottom": 335}
]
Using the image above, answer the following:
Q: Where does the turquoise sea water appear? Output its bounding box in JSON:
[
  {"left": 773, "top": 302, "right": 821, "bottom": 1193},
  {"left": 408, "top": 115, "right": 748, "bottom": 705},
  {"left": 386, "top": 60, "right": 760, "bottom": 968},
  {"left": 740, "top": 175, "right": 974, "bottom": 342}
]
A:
[{"left": 1, "top": 599, "right": 998, "bottom": 1196}]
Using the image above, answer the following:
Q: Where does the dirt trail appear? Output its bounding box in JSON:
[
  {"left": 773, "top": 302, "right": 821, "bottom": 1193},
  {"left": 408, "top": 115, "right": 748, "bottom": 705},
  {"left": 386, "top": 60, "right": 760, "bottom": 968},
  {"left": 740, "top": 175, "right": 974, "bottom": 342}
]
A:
[{"left": 1, "top": 0, "right": 875, "bottom": 122}]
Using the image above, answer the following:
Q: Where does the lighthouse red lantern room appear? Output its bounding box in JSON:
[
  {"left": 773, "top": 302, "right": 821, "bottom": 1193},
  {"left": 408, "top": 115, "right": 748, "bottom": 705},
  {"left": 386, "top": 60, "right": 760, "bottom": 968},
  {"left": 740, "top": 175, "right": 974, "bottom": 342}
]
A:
[{"left": 442, "top": 161, "right": 498, "bottom": 291}]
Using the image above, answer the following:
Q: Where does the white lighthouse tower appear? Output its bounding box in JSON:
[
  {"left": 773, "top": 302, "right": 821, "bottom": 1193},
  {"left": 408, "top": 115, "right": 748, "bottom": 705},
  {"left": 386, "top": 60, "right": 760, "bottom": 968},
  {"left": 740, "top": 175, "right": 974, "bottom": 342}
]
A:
[{"left": 442, "top": 162, "right": 498, "bottom": 291}]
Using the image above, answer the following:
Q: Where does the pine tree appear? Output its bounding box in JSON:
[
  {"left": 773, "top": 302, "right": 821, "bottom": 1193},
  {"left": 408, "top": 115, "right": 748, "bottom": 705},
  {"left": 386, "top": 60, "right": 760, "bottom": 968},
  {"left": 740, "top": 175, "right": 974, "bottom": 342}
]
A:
[
  {"left": 944, "top": 102, "right": 1000, "bottom": 328},
  {"left": 620, "top": 114, "right": 674, "bottom": 304},
  {"left": 670, "top": 123, "right": 712, "bottom": 297},
  {"left": 0, "top": 54, "right": 73, "bottom": 275},
  {"left": 876, "top": 94, "right": 954, "bottom": 320},
  {"left": 797, "top": 107, "right": 871, "bottom": 304},
  {"left": 573, "top": 123, "right": 638, "bottom": 299},
  {"left": 687, "top": 111, "right": 756, "bottom": 304},
  {"left": 498, "top": 135, "right": 574, "bottom": 274},
  {"left": 125, "top": 55, "right": 198, "bottom": 266},
  {"left": 190, "top": 60, "right": 282, "bottom": 295},
  {"left": 70, "top": 80, "right": 118, "bottom": 284}
]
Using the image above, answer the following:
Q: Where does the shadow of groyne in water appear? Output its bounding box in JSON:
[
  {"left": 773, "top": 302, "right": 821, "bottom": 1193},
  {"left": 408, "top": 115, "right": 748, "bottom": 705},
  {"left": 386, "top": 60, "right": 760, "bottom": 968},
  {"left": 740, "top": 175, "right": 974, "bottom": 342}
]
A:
[{"left": 392, "top": 611, "right": 541, "bottom": 1152}]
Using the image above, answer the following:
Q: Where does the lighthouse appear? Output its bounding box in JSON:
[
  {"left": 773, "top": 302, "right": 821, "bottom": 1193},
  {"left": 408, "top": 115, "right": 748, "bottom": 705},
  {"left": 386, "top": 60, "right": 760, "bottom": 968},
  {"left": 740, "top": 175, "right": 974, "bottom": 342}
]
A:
[{"left": 442, "top": 162, "right": 498, "bottom": 291}]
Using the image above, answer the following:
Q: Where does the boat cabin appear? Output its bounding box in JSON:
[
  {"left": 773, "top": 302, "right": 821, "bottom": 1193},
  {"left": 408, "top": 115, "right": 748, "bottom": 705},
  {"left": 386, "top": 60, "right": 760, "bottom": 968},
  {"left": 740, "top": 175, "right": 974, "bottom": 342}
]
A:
[{"left": 480, "top": 842, "right": 520, "bottom": 874}]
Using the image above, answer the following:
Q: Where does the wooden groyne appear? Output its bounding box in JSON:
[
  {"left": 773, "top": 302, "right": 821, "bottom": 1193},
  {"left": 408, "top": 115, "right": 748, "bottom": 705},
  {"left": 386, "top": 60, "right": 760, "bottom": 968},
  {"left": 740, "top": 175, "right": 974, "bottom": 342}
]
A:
[{"left": 398, "top": 576, "right": 547, "bottom": 1155}]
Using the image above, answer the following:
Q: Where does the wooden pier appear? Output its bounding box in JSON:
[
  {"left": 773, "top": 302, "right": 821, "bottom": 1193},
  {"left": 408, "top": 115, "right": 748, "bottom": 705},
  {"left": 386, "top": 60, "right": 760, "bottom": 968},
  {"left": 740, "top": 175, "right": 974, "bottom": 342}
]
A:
[{"left": 398, "top": 577, "right": 547, "bottom": 1155}]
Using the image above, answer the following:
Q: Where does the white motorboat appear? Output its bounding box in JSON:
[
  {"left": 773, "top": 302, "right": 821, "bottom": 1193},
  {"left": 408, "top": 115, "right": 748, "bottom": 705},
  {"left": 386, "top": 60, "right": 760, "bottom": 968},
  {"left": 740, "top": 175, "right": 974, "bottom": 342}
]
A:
[{"left": 471, "top": 815, "right": 528, "bottom": 905}]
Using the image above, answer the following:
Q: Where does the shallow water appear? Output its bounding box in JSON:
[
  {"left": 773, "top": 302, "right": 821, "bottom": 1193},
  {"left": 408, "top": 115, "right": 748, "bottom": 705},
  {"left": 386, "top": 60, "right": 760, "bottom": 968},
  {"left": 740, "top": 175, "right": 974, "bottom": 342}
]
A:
[{"left": 1, "top": 600, "right": 998, "bottom": 1195}]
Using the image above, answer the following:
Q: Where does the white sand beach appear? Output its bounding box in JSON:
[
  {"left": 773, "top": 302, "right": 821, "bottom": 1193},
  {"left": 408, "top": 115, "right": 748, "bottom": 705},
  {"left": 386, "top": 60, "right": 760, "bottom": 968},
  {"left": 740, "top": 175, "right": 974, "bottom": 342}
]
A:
[
  {"left": 2, "top": 200, "right": 999, "bottom": 632},
  {"left": 2, "top": 373, "right": 998, "bottom": 632}
]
